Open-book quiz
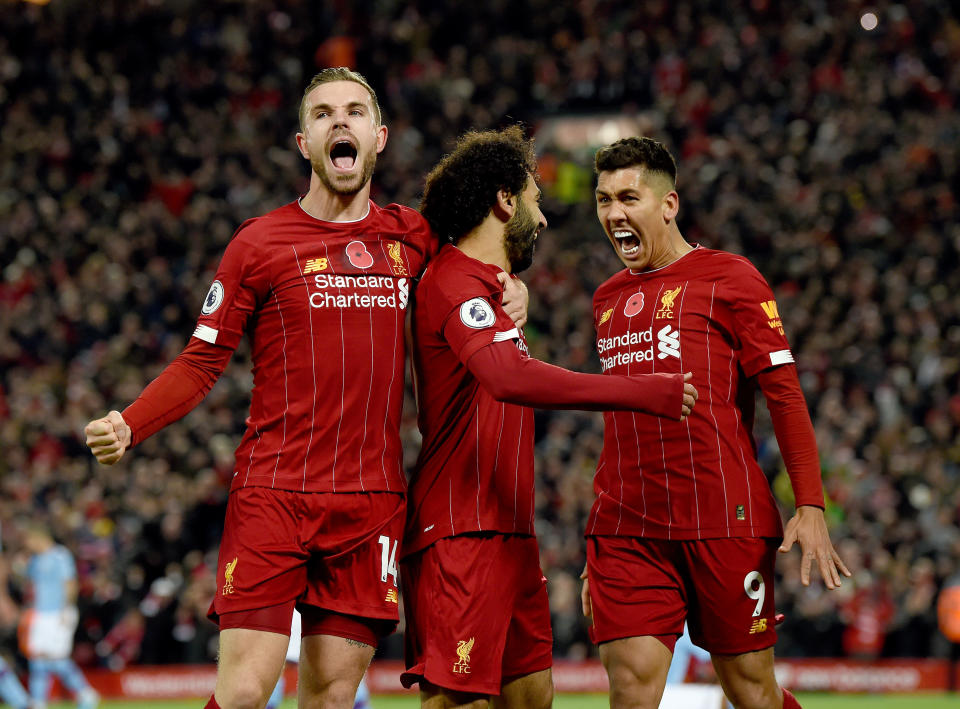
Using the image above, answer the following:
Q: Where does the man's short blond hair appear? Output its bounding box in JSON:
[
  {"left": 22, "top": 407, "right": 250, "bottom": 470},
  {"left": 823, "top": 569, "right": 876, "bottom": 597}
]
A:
[{"left": 299, "top": 67, "right": 382, "bottom": 131}]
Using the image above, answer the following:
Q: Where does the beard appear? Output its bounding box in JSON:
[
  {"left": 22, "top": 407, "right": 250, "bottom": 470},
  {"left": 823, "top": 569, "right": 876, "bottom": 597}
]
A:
[
  {"left": 504, "top": 197, "right": 539, "bottom": 273},
  {"left": 311, "top": 147, "right": 378, "bottom": 196}
]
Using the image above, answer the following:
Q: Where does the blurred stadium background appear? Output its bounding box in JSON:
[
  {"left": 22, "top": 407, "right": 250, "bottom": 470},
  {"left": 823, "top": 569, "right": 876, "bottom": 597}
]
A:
[{"left": 1, "top": 0, "right": 958, "bottom": 703}]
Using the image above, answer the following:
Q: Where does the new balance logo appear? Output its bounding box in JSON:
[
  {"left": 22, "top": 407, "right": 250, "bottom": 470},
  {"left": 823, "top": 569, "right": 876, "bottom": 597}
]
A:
[
  {"left": 303, "top": 258, "right": 328, "bottom": 274},
  {"left": 749, "top": 618, "right": 768, "bottom": 634},
  {"left": 656, "top": 325, "right": 680, "bottom": 360}
]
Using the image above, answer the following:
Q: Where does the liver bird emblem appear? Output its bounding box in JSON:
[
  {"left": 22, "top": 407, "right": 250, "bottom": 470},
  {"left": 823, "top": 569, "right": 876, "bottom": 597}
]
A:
[
  {"left": 456, "top": 637, "right": 474, "bottom": 663},
  {"left": 223, "top": 557, "right": 238, "bottom": 595}
]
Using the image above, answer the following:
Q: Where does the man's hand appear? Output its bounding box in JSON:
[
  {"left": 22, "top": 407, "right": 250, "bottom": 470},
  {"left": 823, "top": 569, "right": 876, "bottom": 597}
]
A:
[
  {"left": 681, "top": 372, "right": 698, "bottom": 420},
  {"left": 580, "top": 565, "right": 592, "bottom": 623},
  {"left": 84, "top": 411, "right": 132, "bottom": 465},
  {"left": 779, "top": 505, "right": 851, "bottom": 589},
  {"left": 498, "top": 272, "right": 528, "bottom": 329}
]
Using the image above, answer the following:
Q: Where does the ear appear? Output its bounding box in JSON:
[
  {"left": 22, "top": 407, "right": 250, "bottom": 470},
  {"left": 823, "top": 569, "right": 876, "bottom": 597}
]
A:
[
  {"left": 662, "top": 190, "right": 679, "bottom": 223},
  {"left": 295, "top": 131, "right": 310, "bottom": 160},
  {"left": 493, "top": 188, "right": 516, "bottom": 221},
  {"left": 375, "top": 123, "right": 388, "bottom": 154}
]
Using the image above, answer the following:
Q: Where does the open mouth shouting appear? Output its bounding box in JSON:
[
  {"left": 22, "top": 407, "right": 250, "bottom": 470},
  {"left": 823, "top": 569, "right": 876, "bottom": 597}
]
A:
[
  {"left": 329, "top": 139, "right": 358, "bottom": 172},
  {"left": 613, "top": 229, "right": 641, "bottom": 257}
]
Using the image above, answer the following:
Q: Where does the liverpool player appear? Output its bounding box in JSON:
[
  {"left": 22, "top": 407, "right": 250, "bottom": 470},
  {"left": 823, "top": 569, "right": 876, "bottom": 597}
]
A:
[
  {"left": 401, "top": 127, "right": 697, "bottom": 709},
  {"left": 82, "top": 68, "right": 527, "bottom": 709},
  {"left": 581, "top": 136, "right": 850, "bottom": 709}
]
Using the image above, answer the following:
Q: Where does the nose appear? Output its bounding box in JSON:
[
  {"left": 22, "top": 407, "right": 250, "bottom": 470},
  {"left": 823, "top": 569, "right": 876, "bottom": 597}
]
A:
[
  {"left": 332, "top": 108, "right": 349, "bottom": 128},
  {"left": 605, "top": 199, "right": 626, "bottom": 222},
  {"left": 538, "top": 210, "right": 548, "bottom": 231}
]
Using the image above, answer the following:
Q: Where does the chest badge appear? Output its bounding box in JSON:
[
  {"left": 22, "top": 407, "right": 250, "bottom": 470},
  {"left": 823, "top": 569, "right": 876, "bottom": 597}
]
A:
[
  {"left": 387, "top": 241, "right": 408, "bottom": 276},
  {"left": 623, "top": 290, "right": 644, "bottom": 318},
  {"left": 656, "top": 286, "right": 682, "bottom": 319},
  {"left": 346, "top": 241, "right": 374, "bottom": 269}
]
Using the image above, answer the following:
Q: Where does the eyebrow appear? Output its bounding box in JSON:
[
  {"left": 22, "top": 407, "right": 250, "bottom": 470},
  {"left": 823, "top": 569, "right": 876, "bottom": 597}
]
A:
[
  {"left": 595, "top": 187, "right": 639, "bottom": 196},
  {"left": 311, "top": 101, "right": 368, "bottom": 113}
]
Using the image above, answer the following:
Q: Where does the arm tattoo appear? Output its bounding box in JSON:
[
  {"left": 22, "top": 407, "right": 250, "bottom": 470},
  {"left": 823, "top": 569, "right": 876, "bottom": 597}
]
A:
[{"left": 345, "top": 638, "right": 372, "bottom": 649}]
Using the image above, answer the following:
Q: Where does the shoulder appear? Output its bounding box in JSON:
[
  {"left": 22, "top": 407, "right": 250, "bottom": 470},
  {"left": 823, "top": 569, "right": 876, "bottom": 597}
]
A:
[
  {"left": 228, "top": 201, "right": 302, "bottom": 245},
  {"left": 688, "top": 249, "right": 776, "bottom": 307},
  {"left": 374, "top": 203, "right": 432, "bottom": 239},
  {"left": 691, "top": 248, "right": 765, "bottom": 279},
  {"left": 376, "top": 202, "right": 426, "bottom": 228},
  {"left": 373, "top": 202, "right": 437, "bottom": 257},
  {"left": 420, "top": 247, "right": 500, "bottom": 300}
]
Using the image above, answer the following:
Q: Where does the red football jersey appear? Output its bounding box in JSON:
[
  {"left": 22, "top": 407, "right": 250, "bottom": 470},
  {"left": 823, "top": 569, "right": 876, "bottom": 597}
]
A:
[
  {"left": 193, "top": 199, "right": 435, "bottom": 494},
  {"left": 587, "top": 246, "right": 795, "bottom": 540},
  {"left": 403, "top": 246, "right": 534, "bottom": 556}
]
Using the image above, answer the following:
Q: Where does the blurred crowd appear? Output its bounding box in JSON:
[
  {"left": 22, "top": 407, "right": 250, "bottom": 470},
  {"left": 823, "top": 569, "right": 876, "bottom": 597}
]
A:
[{"left": 1, "top": 0, "right": 958, "bottom": 669}]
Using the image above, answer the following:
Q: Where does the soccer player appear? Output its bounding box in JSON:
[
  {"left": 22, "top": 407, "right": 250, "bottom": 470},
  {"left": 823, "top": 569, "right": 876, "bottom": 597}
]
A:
[
  {"left": 581, "top": 137, "right": 850, "bottom": 709},
  {"left": 400, "top": 127, "right": 697, "bottom": 709},
  {"left": 19, "top": 524, "right": 99, "bottom": 709},
  {"left": 83, "top": 68, "right": 526, "bottom": 709}
]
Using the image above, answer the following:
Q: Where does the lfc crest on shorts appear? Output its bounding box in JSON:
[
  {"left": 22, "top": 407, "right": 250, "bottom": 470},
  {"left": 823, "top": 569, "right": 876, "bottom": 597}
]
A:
[
  {"left": 223, "top": 557, "right": 238, "bottom": 595},
  {"left": 453, "top": 637, "right": 474, "bottom": 674}
]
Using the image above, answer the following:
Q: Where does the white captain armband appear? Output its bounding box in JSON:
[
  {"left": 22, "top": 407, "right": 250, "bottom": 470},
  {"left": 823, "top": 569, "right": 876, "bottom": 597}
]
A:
[
  {"left": 769, "top": 349, "right": 795, "bottom": 366},
  {"left": 193, "top": 324, "right": 219, "bottom": 344}
]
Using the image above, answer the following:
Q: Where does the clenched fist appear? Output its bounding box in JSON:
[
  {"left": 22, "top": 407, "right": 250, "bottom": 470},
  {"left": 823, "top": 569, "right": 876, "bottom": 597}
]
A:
[
  {"left": 84, "top": 410, "right": 132, "bottom": 465},
  {"left": 680, "top": 371, "right": 698, "bottom": 420}
]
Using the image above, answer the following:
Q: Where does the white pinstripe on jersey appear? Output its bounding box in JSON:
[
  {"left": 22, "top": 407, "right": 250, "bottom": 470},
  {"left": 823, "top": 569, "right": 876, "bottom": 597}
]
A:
[
  {"left": 676, "top": 281, "right": 701, "bottom": 534},
  {"left": 271, "top": 279, "right": 290, "bottom": 489},
  {"left": 704, "top": 282, "right": 731, "bottom": 536},
  {"left": 291, "top": 244, "right": 320, "bottom": 493},
  {"left": 651, "top": 282, "right": 671, "bottom": 538}
]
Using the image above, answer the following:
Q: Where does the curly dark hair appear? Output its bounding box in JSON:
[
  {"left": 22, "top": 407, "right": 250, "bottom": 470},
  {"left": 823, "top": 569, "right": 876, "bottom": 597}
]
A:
[
  {"left": 420, "top": 125, "right": 536, "bottom": 244},
  {"left": 594, "top": 136, "right": 677, "bottom": 188}
]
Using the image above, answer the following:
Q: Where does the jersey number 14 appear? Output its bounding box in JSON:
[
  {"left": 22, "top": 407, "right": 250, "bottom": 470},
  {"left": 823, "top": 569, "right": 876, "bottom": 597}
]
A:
[{"left": 378, "top": 535, "right": 399, "bottom": 587}]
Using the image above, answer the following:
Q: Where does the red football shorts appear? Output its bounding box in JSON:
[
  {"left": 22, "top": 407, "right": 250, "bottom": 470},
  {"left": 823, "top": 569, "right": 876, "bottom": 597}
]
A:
[
  {"left": 400, "top": 533, "right": 553, "bottom": 695},
  {"left": 586, "top": 535, "right": 778, "bottom": 655},
  {"left": 208, "top": 487, "right": 404, "bottom": 639}
]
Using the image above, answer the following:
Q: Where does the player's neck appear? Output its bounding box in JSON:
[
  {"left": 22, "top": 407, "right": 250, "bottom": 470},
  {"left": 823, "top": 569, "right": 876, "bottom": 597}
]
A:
[
  {"left": 457, "top": 225, "right": 510, "bottom": 273},
  {"left": 644, "top": 229, "right": 694, "bottom": 271},
  {"left": 299, "top": 177, "right": 372, "bottom": 222}
]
